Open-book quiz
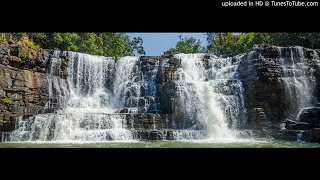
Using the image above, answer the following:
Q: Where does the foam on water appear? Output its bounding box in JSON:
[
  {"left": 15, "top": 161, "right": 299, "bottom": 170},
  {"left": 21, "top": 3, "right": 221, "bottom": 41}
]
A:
[{"left": 173, "top": 53, "right": 247, "bottom": 140}]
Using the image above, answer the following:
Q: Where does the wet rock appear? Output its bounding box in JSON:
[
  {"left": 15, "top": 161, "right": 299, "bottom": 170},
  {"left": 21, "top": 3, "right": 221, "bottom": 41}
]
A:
[
  {"left": 286, "top": 122, "right": 311, "bottom": 130},
  {"left": 249, "top": 108, "right": 267, "bottom": 125},
  {"left": 0, "top": 90, "right": 6, "bottom": 98},
  {"left": 0, "top": 113, "right": 19, "bottom": 131},
  {"left": 158, "top": 81, "right": 175, "bottom": 114},
  {"left": 149, "top": 131, "right": 164, "bottom": 140},
  {"left": 9, "top": 56, "right": 22, "bottom": 67},
  {"left": 168, "top": 58, "right": 180, "bottom": 66},
  {"left": 238, "top": 45, "right": 316, "bottom": 126},
  {"left": 37, "top": 49, "right": 49, "bottom": 67},
  {"left": 8, "top": 101, "right": 24, "bottom": 114},
  {"left": 120, "top": 108, "right": 129, "bottom": 113},
  {"left": 163, "top": 51, "right": 176, "bottom": 58},
  {"left": 0, "top": 55, "right": 10, "bottom": 65},
  {"left": 273, "top": 130, "right": 297, "bottom": 141},
  {"left": 285, "top": 119, "right": 297, "bottom": 125},
  {"left": 299, "top": 107, "right": 320, "bottom": 125},
  {"left": 7, "top": 92, "right": 22, "bottom": 101},
  {"left": 305, "top": 128, "right": 320, "bottom": 142},
  {"left": 254, "top": 44, "right": 280, "bottom": 59},
  {"left": 28, "top": 48, "right": 38, "bottom": 60},
  {"left": 166, "top": 131, "right": 174, "bottom": 140},
  {"left": 0, "top": 44, "right": 9, "bottom": 56},
  {"left": 138, "top": 98, "right": 145, "bottom": 107},
  {"left": 0, "top": 44, "right": 68, "bottom": 131}
]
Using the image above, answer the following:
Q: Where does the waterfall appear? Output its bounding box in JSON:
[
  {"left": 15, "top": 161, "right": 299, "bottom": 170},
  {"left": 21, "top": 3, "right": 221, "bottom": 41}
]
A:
[
  {"left": 4, "top": 51, "right": 247, "bottom": 142},
  {"left": 65, "top": 52, "right": 115, "bottom": 112},
  {"left": 173, "top": 54, "right": 246, "bottom": 140},
  {"left": 279, "top": 46, "right": 314, "bottom": 119},
  {"left": 113, "top": 57, "right": 160, "bottom": 114},
  {"left": 46, "top": 51, "right": 69, "bottom": 110},
  {"left": 5, "top": 53, "right": 137, "bottom": 142}
]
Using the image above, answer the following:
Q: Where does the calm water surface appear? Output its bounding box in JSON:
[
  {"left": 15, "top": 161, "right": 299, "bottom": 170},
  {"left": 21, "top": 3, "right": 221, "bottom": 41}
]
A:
[{"left": 1, "top": 138, "right": 319, "bottom": 148}]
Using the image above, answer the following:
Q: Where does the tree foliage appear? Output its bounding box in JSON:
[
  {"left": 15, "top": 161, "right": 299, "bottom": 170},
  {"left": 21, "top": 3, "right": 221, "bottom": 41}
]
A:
[
  {"left": 206, "top": 32, "right": 271, "bottom": 56},
  {"left": 1, "top": 32, "right": 146, "bottom": 60},
  {"left": 3, "top": 32, "right": 320, "bottom": 58},
  {"left": 206, "top": 32, "right": 320, "bottom": 56},
  {"left": 169, "top": 35, "right": 206, "bottom": 54},
  {"left": 268, "top": 33, "right": 320, "bottom": 49},
  {"left": 0, "top": 33, "right": 27, "bottom": 44}
]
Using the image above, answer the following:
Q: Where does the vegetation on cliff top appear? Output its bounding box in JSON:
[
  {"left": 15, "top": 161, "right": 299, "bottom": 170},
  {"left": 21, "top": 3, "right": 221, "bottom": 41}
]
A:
[
  {"left": 2, "top": 32, "right": 320, "bottom": 58},
  {"left": 0, "top": 33, "right": 146, "bottom": 60},
  {"left": 169, "top": 35, "right": 206, "bottom": 54},
  {"left": 169, "top": 33, "right": 320, "bottom": 56}
]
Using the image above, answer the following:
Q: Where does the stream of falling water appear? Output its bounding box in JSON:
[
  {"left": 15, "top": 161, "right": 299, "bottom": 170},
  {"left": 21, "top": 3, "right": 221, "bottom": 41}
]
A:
[
  {"left": 4, "top": 51, "right": 249, "bottom": 142},
  {"left": 173, "top": 54, "right": 246, "bottom": 140},
  {"left": 278, "top": 46, "right": 314, "bottom": 119},
  {"left": 5, "top": 52, "right": 139, "bottom": 142}
]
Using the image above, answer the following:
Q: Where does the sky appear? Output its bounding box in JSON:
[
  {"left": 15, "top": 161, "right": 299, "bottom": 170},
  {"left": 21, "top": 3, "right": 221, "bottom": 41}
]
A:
[{"left": 127, "top": 33, "right": 207, "bottom": 56}]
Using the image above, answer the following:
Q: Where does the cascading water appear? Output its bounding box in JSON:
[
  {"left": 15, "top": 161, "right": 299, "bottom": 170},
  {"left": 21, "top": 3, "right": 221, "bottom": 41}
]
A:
[
  {"left": 4, "top": 50, "right": 248, "bottom": 142},
  {"left": 113, "top": 56, "right": 140, "bottom": 112},
  {"left": 46, "top": 51, "right": 69, "bottom": 110},
  {"left": 5, "top": 52, "right": 137, "bottom": 142},
  {"left": 173, "top": 54, "right": 246, "bottom": 140},
  {"left": 279, "top": 46, "right": 314, "bottom": 118},
  {"left": 113, "top": 57, "right": 161, "bottom": 114}
]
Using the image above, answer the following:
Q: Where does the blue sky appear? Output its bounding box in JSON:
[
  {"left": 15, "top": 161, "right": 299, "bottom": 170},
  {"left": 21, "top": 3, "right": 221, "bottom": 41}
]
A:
[{"left": 127, "top": 33, "right": 207, "bottom": 56}]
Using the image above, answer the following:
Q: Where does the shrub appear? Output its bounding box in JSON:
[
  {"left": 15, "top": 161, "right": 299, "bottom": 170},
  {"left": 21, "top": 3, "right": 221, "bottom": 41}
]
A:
[
  {"left": 25, "top": 40, "right": 41, "bottom": 49},
  {"left": 3, "top": 97, "right": 13, "bottom": 105},
  {"left": 0, "top": 36, "right": 7, "bottom": 44},
  {"left": 19, "top": 53, "right": 28, "bottom": 60}
]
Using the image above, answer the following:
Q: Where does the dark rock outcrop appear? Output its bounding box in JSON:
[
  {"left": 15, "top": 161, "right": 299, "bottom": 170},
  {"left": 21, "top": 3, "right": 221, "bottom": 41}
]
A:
[
  {"left": 286, "top": 122, "right": 311, "bottom": 130},
  {"left": 157, "top": 56, "right": 180, "bottom": 115},
  {"left": 239, "top": 45, "right": 320, "bottom": 130},
  {"left": 299, "top": 107, "right": 320, "bottom": 125},
  {"left": 274, "top": 107, "right": 320, "bottom": 142},
  {"left": 0, "top": 44, "right": 65, "bottom": 131},
  {"left": 238, "top": 45, "right": 286, "bottom": 125},
  {"left": 305, "top": 128, "right": 320, "bottom": 142}
]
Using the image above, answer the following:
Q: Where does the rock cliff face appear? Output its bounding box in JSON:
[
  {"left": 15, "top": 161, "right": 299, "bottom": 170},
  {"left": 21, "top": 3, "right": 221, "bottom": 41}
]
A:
[
  {"left": 1, "top": 43, "right": 320, "bottom": 142},
  {"left": 0, "top": 44, "right": 50, "bottom": 131},
  {"left": 0, "top": 46, "right": 186, "bottom": 141},
  {"left": 0, "top": 44, "right": 70, "bottom": 131},
  {"left": 238, "top": 44, "right": 320, "bottom": 138},
  {"left": 276, "top": 106, "right": 320, "bottom": 142}
]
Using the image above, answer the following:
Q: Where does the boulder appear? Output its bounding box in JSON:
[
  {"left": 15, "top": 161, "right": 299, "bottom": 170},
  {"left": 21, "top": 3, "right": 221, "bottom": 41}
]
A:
[
  {"left": 305, "top": 128, "right": 320, "bottom": 142},
  {"left": 299, "top": 107, "right": 320, "bottom": 124},
  {"left": 0, "top": 44, "right": 9, "bottom": 56},
  {"left": 286, "top": 122, "right": 311, "bottom": 130}
]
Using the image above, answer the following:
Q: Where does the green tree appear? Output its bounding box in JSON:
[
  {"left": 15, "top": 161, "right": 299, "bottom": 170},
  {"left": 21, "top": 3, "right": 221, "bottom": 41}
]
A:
[
  {"left": 26, "top": 32, "right": 146, "bottom": 59},
  {"left": 122, "top": 34, "right": 146, "bottom": 56},
  {"left": 206, "top": 32, "right": 227, "bottom": 54},
  {"left": 11, "top": 33, "right": 26, "bottom": 41},
  {"left": 267, "top": 33, "right": 320, "bottom": 49},
  {"left": 130, "top": 37, "right": 146, "bottom": 55},
  {"left": 169, "top": 35, "right": 206, "bottom": 53},
  {"left": 99, "top": 33, "right": 126, "bottom": 59},
  {"left": 206, "top": 32, "right": 272, "bottom": 56},
  {"left": 77, "top": 33, "right": 103, "bottom": 55}
]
